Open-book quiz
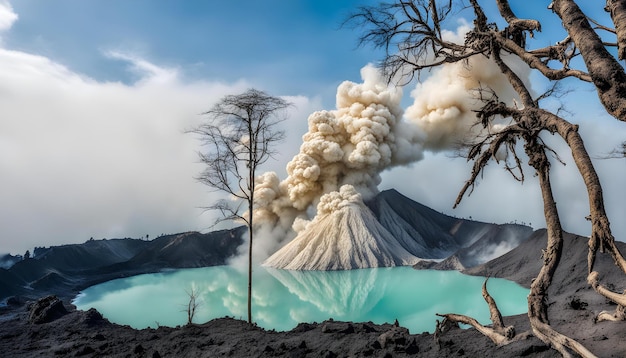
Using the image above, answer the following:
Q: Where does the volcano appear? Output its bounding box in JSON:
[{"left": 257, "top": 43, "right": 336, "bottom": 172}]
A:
[
  {"left": 263, "top": 188, "right": 418, "bottom": 270},
  {"left": 264, "top": 188, "right": 532, "bottom": 270}
]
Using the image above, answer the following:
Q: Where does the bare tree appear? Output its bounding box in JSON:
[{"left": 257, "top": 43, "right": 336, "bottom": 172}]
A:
[
  {"left": 182, "top": 286, "right": 201, "bottom": 325},
  {"left": 350, "top": 1, "right": 626, "bottom": 356},
  {"left": 191, "top": 88, "right": 290, "bottom": 324}
]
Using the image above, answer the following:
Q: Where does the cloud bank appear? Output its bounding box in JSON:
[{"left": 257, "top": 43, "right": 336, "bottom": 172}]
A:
[{"left": 0, "top": 4, "right": 317, "bottom": 254}]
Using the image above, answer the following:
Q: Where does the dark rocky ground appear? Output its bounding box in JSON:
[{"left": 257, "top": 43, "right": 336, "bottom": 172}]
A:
[{"left": 1, "top": 230, "right": 625, "bottom": 357}]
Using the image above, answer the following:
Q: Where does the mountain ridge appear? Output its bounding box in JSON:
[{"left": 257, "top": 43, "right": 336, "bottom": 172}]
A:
[{"left": 264, "top": 188, "right": 533, "bottom": 270}]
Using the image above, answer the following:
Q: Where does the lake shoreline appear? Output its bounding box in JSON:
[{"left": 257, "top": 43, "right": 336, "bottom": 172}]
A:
[
  {"left": 1, "top": 231, "right": 626, "bottom": 356},
  {"left": 72, "top": 266, "right": 530, "bottom": 333}
]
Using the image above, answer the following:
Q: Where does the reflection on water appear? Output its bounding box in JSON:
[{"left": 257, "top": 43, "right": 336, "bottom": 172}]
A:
[
  {"left": 266, "top": 267, "right": 386, "bottom": 316},
  {"left": 73, "top": 266, "right": 529, "bottom": 333}
]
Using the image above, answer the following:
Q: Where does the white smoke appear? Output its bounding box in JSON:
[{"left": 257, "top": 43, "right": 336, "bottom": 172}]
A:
[
  {"left": 316, "top": 184, "right": 363, "bottom": 216},
  {"left": 405, "top": 55, "right": 527, "bottom": 150},
  {"left": 251, "top": 48, "right": 528, "bottom": 265},
  {"left": 253, "top": 65, "right": 423, "bottom": 229}
]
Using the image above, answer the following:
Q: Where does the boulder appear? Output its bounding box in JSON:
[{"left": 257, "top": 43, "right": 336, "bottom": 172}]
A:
[{"left": 28, "top": 295, "right": 67, "bottom": 324}]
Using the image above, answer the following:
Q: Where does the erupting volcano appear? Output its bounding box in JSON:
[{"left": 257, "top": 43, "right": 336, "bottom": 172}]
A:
[{"left": 254, "top": 55, "right": 527, "bottom": 271}]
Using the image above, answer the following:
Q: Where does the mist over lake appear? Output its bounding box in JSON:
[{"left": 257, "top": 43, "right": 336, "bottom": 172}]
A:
[{"left": 73, "top": 266, "right": 529, "bottom": 333}]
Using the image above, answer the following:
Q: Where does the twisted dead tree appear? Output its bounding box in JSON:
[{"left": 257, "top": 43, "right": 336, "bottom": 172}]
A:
[{"left": 349, "top": 0, "right": 626, "bottom": 356}]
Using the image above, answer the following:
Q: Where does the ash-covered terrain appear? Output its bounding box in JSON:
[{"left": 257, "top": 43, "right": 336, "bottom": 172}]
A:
[{"left": 0, "top": 227, "right": 246, "bottom": 301}]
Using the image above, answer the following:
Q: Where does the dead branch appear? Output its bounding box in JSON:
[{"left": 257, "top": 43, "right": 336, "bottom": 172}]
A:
[
  {"left": 436, "top": 278, "right": 516, "bottom": 346},
  {"left": 596, "top": 304, "right": 626, "bottom": 323},
  {"left": 588, "top": 271, "right": 626, "bottom": 322},
  {"left": 530, "top": 320, "right": 598, "bottom": 358}
]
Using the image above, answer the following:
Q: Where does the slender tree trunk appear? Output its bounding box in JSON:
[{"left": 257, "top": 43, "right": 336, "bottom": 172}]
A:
[
  {"left": 552, "top": 0, "right": 626, "bottom": 121},
  {"left": 248, "top": 124, "right": 255, "bottom": 325},
  {"left": 525, "top": 140, "right": 596, "bottom": 358},
  {"left": 544, "top": 114, "right": 626, "bottom": 274},
  {"left": 248, "top": 209, "right": 253, "bottom": 324}
]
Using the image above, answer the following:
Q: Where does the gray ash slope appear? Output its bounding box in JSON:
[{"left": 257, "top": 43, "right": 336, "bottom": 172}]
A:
[
  {"left": 2, "top": 230, "right": 626, "bottom": 357},
  {"left": 366, "top": 189, "right": 533, "bottom": 266}
]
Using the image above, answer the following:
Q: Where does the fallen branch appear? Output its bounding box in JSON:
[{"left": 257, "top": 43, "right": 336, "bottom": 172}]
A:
[
  {"left": 435, "top": 278, "right": 518, "bottom": 346},
  {"left": 588, "top": 271, "right": 626, "bottom": 323}
]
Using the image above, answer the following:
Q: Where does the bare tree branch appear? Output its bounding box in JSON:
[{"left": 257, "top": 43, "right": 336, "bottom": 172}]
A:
[
  {"left": 436, "top": 278, "right": 518, "bottom": 345},
  {"left": 350, "top": 2, "right": 625, "bottom": 355}
]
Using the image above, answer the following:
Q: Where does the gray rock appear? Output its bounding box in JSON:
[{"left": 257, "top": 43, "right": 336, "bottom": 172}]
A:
[{"left": 28, "top": 295, "right": 67, "bottom": 324}]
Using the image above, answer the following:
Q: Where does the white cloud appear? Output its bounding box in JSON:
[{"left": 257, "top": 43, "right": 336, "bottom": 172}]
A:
[
  {"left": 105, "top": 50, "right": 179, "bottom": 83},
  {"left": 0, "top": 1, "right": 17, "bottom": 33},
  {"left": 0, "top": 46, "right": 321, "bottom": 254}
]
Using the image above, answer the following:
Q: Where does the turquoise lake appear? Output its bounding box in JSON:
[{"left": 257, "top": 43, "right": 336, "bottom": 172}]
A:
[{"left": 73, "top": 266, "right": 529, "bottom": 333}]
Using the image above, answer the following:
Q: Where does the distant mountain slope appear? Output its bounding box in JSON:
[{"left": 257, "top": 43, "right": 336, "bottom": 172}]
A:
[
  {"left": 7, "top": 238, "right": 150, "bottom": 284},
  {"left": 366, "top": 189, "right": 532, "bottom": 261},
  {"left": 265, "top": 188, "right": 532, "bottom": 270},
  {"left": 464, "top": 229, "right": 626, "bottom": 307},
  {"left": 0, "top": 268, "right": 22, "bottom": 297},
  {"left": 0, "top": 228, "right": 245, "bottom": 300},
  {"left": 101, "top": 228, "right": 246, "bottom": 273},
  {"left": 417, "top": 224, "right": 534, "bottom": 270},
  {"left": 0, "top": 254, "right": 21, "bottom": 269}
]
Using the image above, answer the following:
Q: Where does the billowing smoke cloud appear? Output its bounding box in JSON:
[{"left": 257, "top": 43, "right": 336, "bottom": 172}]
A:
[
  {"left": 405, "top": 55, "right": 528, "bottom": 151},
  {"left": 252, "top": 65, "right": 423, "bottom": 228},
  {"left": 250, "top": 52, "right": 527, "bottom": 266},
  {"left": 232, "top": 65, "right": 424, "bottom": 268}
]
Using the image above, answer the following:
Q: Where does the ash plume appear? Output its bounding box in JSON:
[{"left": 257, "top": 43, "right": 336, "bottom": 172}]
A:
[
  {"left": 249, "top": 50, "right": 527, "bottom": 268},
  {"left": 404, "top": 55, "right": 529, "bottom": 151},
  {"left": 254, "top": 65, "right": 423, "bottom": 229}
]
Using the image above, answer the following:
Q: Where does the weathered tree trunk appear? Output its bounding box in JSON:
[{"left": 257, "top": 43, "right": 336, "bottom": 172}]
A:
[
  {"left": 538, "top": 110, "right": 626, "bottom": 320},
  {"left": 525, "top": 139, "right": 596, "bottom": 358},
  {"left": 552, "top": 0, "right": 626, "bottom": 122},
  {"left": 605, "top": 0, "right": 626, "bottom": 60},
  {"left": 543, "top": 112, "right": 626, "bottom": 275}
]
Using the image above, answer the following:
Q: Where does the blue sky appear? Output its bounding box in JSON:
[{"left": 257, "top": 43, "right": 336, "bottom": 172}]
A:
[
  {"left": 0, "top": 1, "right": 624, "bottom": 256},
  {"left": 6, "top": 1, "right": 376, "bottom": 99}
]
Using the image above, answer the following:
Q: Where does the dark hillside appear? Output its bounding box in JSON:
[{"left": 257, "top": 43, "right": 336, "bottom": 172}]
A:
[
  {"left": 367, "top": 189, "right": 532, "bottom": 262},
  {"left": 102, "top": 227, "right": 246, "bottom": 272},
  {"left": 0, "top": 228, "right": 246, "bottom": 301}
]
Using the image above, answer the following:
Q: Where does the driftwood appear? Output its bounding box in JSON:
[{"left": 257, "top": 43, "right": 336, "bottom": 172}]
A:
[{"left": 436, "top": 278, "right": 524, "bottom": 346}]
